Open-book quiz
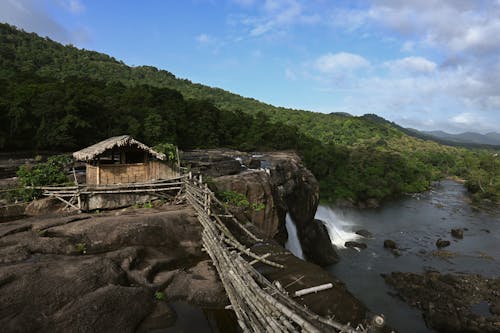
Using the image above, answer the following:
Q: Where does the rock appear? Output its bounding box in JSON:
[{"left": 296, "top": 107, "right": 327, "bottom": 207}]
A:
[
  {"left": 491, "top": 302, "right": 500, "bottom": 315},
  {"left": 384, "top": 271, "right": 500, "bottom": 333},
  {"left": 451, "top": 228, "right": 464, "bottom": 239},
  {"left": 384, "top": 239, "right": 397, "bottom": 249},
  {"left": 25, "top": 197, "right": 65, "bottom": 216},
  {"left": 181, "top": 149, "right": 244, "bottom": 177},
  {"left": 248, "top": 158, "right": 261, "bottom": 169},
  {"left": 163, "top": 260, "right": 227, "bottom": 307},
  {"left": 47, "top": 285, "right": 154, "bottom": 333},
  {"left": 137, "top": 302, "right": 177, "bottom": 333},
  {"left": 0, "top": 207, "right": 215, "bottom": 332},
  {"left": 210, "top": 151, "right": 320, "bottom": 245},
  {"left": 0, "top": 203, "right": 28, "bottom": 219},
  {"left": 391, "top": 249, "right": 401, "bottom": 257},
  {"left": 355, "top": 229, "right": 373, "bottom": 238},
  {"left": 436, "top": 238, "right": 451, "bottom": 248},
  {"left": 345, "top": 241, "right": 367, "bottom": 249},
  {"left": 212, "top": 170, "right": 279, "bottom": 239},
  {"left": 298, "top": 219, "right": 339, "bottom": 266}
]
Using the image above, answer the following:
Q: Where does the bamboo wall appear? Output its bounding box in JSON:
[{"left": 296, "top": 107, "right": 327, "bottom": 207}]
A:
[{"left": 85, "top": 161, "right": 178, "bottom": 185}]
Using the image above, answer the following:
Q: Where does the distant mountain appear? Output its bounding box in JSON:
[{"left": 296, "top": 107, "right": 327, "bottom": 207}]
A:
[{"left": 422, "top": 130, "right": 500, "bottom": 147}]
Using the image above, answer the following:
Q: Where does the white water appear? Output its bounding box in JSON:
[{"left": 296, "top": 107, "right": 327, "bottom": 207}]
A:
[
  {"left": 284, "top": 214, "right": 304, "bottom": 259},
  {"left": 315, "top": 205, "right": 361, "bottom": 249}
]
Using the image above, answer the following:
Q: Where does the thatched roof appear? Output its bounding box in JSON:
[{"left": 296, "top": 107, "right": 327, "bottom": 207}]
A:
[{"left": 73, "top": 135, "right": 166, "bottom": 161}]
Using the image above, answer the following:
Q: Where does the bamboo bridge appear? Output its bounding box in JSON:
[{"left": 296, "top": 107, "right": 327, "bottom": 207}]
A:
[{"left": 184, "top": 174, "right": 382, "bottom": 333}]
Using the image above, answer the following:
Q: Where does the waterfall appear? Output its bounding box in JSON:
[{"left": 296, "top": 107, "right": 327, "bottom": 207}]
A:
[
  {"left": 315, "top": 205, "right": 361, "bottom": 249},
  {"left": 284, "top": 214, "right": 304, "bottom": 259}
]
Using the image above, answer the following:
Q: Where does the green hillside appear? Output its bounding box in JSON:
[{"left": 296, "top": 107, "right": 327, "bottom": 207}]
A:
[{"left": 1, "top": 23, "right": 498, "bottom": 205}]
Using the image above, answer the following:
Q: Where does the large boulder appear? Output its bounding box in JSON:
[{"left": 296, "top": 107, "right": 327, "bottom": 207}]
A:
[
  {"left": 212, "top": 170, "right": 280, "bottom": 238},
  {"left": 298, "top": 219, "right": 339, "bottom": 266}
]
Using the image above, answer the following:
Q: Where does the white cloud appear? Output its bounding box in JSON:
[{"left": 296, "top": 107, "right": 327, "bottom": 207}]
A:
[
  {"left": 400, "top": 40, "right": 415, "bottom": 53},
  {"left": 315, "top": 52, "right": 370, "bottom": 74},
  {"left": 385, "top": 56, "right": 437, "bottom": 74},
  {"left": 451, "top": 112, "right": 476, "bottom": 126},
  {"left": 195, "top": 33, "right": 225, "bottom": 54},
  {"left": 235, "top": 0, "right": 321, "bottom": 38},
  {"left": 196, "top": 33, "right": 214, "bottom": 44},
  {"left": 58, "top": 0, "right": 85, "bottom": 14},
  {"left": 285, "top": 67, "right": 297, "bottom": 80}
]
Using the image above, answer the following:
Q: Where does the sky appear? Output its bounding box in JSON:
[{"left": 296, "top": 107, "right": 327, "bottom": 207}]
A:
[{"left": 1, "top": 0, "right": 500, "bottom": 134}]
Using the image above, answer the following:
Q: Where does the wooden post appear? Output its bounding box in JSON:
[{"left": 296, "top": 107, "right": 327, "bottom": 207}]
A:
[
  {"left": 205, "top": 183, "right": 211, "bottom": 215},
  {"left": 72, "top": 168, "right": 82, "bottom": 212}
]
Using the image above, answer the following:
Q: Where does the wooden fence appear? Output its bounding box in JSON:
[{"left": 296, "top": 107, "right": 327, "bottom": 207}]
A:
[{"left": 32, "top": 176, "right": 187, "bottom": 212}]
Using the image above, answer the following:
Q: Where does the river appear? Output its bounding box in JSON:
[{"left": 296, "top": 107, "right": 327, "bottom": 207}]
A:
[{"left": 286, "top": 180, "right": 500, "bottom": 332}]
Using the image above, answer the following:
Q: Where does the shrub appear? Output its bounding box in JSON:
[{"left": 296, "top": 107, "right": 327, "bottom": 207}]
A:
[
  {"left": 217, "top": 190, "right": 265, "bottom": 212},
  {"left": 16, "top": 155, "right": 73, "bottom": 201}
]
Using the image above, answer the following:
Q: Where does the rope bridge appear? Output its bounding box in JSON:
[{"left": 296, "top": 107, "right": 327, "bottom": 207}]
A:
[{"left": 184, "top": 174, "right": 378, "bottom": 333}]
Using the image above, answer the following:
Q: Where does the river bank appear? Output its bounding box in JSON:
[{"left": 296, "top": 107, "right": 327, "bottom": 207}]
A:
[{"left": 287, "top": 180, "right": 500, "bottom": 332}]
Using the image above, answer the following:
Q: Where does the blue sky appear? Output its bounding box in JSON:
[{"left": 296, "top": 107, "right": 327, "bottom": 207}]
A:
[{"left": 2, "top": 0, "right": 500, "bottom": 134}]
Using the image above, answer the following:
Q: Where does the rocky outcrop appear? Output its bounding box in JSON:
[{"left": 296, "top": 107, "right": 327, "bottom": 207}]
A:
[
  {"left": 297, "top": 219, "right": 339, "bottom": 266},
  {"left": 181, "top": 149, "right": 244, "bottom": 177},
  {"left": 184, "top": 149, "right": 321, "bottom": 242},
  {"left": 186, "top": 149, "right": 335, "bottom": 266},
  {"left": 384, "top": 271, "right": 500, "bottom": 332},
  {"left": 0, "top": 206, "right": 226, "bottom": 332},
  {"left": 211, "top": 170, "right": 280, "bottom": 238}
]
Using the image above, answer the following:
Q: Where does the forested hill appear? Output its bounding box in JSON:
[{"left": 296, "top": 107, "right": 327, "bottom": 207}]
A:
[
  {"left": 1, "top": 22, "right": 498, "bottom": 204},
  {"left": 0, "top": 22, "right": 415, "bottom": 147},
  {"left": 0, "top": 23, "right": 283, "bottom": 115}
]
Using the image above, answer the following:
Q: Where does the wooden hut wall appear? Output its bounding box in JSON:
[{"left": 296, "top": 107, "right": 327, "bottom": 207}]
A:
[
  {"left": 86, "top": 165, "right": 98, "bottom": 184},
  {"left": 97, "top": 163, "right": 148, "bottom": 184},
  {"left": 148, "top": 160, "right": 178, "bottom": 180},
  {"left": 85, "top": 162, "right": 176, "bottom": 185}
]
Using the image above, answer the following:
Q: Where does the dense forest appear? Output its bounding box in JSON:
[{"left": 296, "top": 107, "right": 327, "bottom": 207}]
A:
[{"left": 0, "top": 23, "right": 498, "bottom": 204}]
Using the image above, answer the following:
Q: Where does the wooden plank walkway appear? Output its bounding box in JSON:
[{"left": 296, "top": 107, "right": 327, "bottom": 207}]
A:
[{"left": 184, "top": 174, "right": 374, "bottom": 333}]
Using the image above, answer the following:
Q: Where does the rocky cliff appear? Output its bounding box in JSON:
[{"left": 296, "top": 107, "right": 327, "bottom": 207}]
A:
[{"left": 182, "top": 149, "right": 338, "bottom": 265}]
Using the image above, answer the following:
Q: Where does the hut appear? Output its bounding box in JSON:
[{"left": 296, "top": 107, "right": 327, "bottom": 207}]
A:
[{"left": 73, "top": 135, "right": 178, "bottom": 185}]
